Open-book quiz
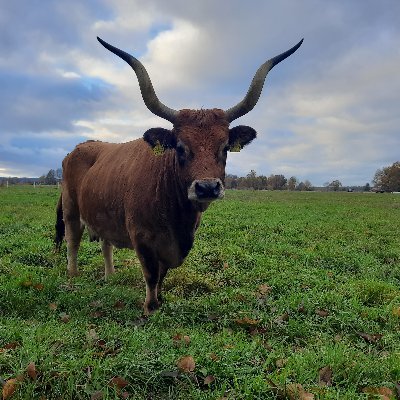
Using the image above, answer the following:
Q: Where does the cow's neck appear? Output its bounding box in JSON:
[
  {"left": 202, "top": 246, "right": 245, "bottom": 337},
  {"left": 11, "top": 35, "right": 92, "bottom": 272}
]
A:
[{"left": 154, "top": 152, "right": 206, "bottom": 258}]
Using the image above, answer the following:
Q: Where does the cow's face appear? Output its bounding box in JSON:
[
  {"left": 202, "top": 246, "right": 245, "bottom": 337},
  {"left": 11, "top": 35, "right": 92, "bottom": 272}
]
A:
[{"left": 144, "top": 109, "right": 256, "bottom": 205}]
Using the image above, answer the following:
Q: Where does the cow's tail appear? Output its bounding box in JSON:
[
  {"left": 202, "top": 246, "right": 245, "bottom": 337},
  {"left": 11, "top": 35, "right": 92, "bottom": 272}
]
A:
[{"left": 54, "top": 194, "right": 65, "bottom": 251}]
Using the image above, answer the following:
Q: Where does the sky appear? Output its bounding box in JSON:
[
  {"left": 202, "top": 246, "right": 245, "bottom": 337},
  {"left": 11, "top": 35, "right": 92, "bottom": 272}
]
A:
[{"left": 0, "top": 0, "right": 399, "bottom": 186}]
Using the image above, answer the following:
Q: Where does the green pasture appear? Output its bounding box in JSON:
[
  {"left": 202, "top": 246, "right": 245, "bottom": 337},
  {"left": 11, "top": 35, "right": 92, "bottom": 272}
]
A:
[{"left": 0, "top": 186, "right": 399, "bottom": 399}]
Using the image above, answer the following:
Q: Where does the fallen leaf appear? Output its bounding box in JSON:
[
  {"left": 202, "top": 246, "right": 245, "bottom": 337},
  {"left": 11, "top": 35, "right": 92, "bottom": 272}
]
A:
[
  {"left": 223, "top": 262, "right": 229, "bottom": 269},
  {"left": 96, "top": 339, "right": 107, "bottom": 349},
  {"left": 235, "top": 317, "right": 260, "bottom": 326},
  {"left": 172, "top": 334, "right": 190, "bottom": 346},
  {"left": 297, "top": 302, "right": 306, "bottom": 314},
  {"left": 2, "top": 342, "right": 19, "bottom": 351},
  {"left": 113, "top": 300, "right": 125, "bottom": 310},
  {"left": 48, "top": 303, "right": 57, "bottom": 311},
  {"left": 177, "top": 356, "right": 195, "bottom": 373},
  {"left": 210, "top": 353, "right": 219, "bottom": 361},
  {"left": 318, "top": 366, "right": 332, "bottom": 387},
  {"left": 362, "top": 386, "right": 394, "bottom": 400},
  {"left": 2, "top": 379, "right": 19, "bottom": 400},
  {"left": 90, "top": 391, "right": 104, "bottom": 400},
  {"left": 59, "top": 312, "right": 70, "bottom": 323},
  {"left": 204, "top": 375, "right": 215, "bottom": 385},
  {"left": 357, "top": 332, "right": 383, "bottom": 343},
  {"left": 33, "top": 283, "right": 44, "bottom": 291},
  {"left": 315, "top": 309, "right": 329, "bottom": 317},
  {"left": 274, "top": 312, "right": 289, "bottom": 324},
  {"left": 275, "top": 358, "right": 287, "bottom": 368},
  {"left": 266, "top": 379, "right": 314, "bottom": 400},
  {"left": 392, "top": 307, "right": 400, "bottom": 317},
  {"left": 87, "top": 329, "right": 99, "bottom": 342},
  {"left": 286, "top": 383, "right": 315, "bottom": 400},
  {"left": 258, "top": 284, "right": 272, "bottom": 295},
  {"left": 27, "top": 362, "right": 37, "bottom": 380},
  {"left": 109, "top": 376, "right": 129, "bottom": 390},
  {"left": 90, "top": 310, "right": 105, "bottom": 319}
]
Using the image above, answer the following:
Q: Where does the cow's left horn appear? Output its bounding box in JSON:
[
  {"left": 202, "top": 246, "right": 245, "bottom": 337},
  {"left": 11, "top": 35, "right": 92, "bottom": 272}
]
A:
[
  {"left": 97, "top": 37, "right": 178, "bottom": 123},
  {"left": 225, "top": 39, "right": 303, "bottom": 123}
]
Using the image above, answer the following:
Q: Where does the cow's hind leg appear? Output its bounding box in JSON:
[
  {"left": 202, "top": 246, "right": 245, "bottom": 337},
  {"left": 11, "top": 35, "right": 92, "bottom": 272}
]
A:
[
  {"left": 157, "top": 263, "right": 169, "bottom": 304},
  {"left": 136, "top": 243, "right": 161, "bottom": 315},
  {"left": 65, "top": 219, "right": 84, "bottom": 277},
  {"left": 101, "top": 239, "right": 115, "bottom": 278}
]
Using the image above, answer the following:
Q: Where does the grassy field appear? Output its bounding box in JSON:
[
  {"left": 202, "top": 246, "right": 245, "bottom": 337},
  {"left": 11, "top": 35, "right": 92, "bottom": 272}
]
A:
[{"left": 0, "top": 186, "right": 399, "bottom": 399}]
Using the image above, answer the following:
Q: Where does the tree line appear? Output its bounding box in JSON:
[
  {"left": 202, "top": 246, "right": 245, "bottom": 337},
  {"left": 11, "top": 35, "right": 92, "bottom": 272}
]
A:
[
  {"left": 1, "top": 162, "right": 399, "bottom": 192},
  {"left": 225, "top": 170, "right": 314, "bottom": 191}
]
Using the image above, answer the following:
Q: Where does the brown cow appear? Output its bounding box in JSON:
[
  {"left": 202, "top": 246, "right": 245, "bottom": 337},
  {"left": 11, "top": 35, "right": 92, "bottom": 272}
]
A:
[{"left": 55, "top": 37, "right": 303, "bottom": 314}]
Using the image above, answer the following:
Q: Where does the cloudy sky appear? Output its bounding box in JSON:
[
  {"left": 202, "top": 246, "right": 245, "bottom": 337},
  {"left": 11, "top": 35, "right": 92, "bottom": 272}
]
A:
[{"left": 1, "top": 0, "right": 399, "bottom": 186}]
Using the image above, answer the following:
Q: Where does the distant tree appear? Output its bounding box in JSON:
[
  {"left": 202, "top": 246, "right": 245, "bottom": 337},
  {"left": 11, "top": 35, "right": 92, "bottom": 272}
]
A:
[
  {"left": 373, "top": 161, "right": 400, "bottom": 192},
  {"left": 246, "top": 170, "right": 258, "bottom": 189},
  {"left": 364, "top": 183, "right": 371, "bottom": 192},
  {"left": 296, "top": 180, "right": 313, "bottom": 191},
  {"left": 45, "top": 169, "right": 57, "bottom": 185},
  {"left": 225, "top": 174, "right": 238, "bottom": 189},
  {"left": 267, "top": 174, "right": 287, "bottom": 190},
  {"left": 287, "top": 176, "right": 297, "bottom": 191},
  {"left": 55, "top": 168, "right": 63, "bottom": 180},
  {"left": 328, "top": 180, "right": 342, "bottom": 192},
  {"left": 303, "top": 180, "right": 313, "bottom": 191}
]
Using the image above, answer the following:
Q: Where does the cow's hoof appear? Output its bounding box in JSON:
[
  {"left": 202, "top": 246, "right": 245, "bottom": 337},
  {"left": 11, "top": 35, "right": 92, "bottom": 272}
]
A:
[{"left": 144, "top": 300, "right": 160, "bottom": 315}]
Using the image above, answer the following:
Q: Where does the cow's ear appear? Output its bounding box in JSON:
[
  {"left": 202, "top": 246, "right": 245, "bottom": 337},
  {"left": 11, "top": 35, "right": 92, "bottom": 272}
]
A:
[
  {"left": 228, "top": 125, "right": 257, "bottom": 152},
  {"left": 143, "top": 128, "right": 177, "bottom": 149}
]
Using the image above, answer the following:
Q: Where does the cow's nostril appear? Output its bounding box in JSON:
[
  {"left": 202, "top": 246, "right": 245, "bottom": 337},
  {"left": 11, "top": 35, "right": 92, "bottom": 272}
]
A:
[{"left": 194, "top": 180, "right": 221, "bottom": 199}]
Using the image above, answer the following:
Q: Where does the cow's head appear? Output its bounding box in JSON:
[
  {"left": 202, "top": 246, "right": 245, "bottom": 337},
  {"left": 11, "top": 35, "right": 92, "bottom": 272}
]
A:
[{"left": 97, "top": 37, "right": 303, "bottom": 206}]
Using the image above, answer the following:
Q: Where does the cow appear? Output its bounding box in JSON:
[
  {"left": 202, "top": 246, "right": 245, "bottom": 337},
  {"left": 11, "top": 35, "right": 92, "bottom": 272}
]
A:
[{"left": 55, "top": 36, "right": 303, "bottom": 315}]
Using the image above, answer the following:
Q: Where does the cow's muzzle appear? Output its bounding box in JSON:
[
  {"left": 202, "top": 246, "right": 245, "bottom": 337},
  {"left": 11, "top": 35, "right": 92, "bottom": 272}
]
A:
[{"left": 188, "top": 179, "right": 225, "bottom": 202}]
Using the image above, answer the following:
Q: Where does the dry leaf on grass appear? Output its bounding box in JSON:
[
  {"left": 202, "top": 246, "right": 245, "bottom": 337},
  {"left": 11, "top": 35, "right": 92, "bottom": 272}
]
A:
[
  {"left": 258, "top": 284, "right": 272, "bottom": 296},
  {"left": 26, "top": 362, "right": 37, "bottom": 380},
  {"left": 315, "top": 309, "right": 329, "bottom": 317},
  {"left": 2, "top": 378, "right": 20, "bottom": 400},
  {"left": 113, "top": 300, "right": 125, "bottom": 310},
  {"left": 357, "top": 332, "right": 383, "bottom": 343},
  {"left": 266, "top": 379, "right": 314, "bottom": 400},
  {"left": 318, "top": 366, "right": 332, "bottom": 387},
  {"left": 362, "top": 386, "right": 395, "bottom": 400},
  {"left": 90, "top": 390, "right": 104, "bottom": 400},
  {"left": 109, "top": 376, "right": 129, "bottom": 389},
  {"left": 59, "top": 312, "right": 70, "bottom": 323},
  {"left": 172, "top": 334, "right": 191, "bottom": 346},
  {"left": 204, "top": 375, "right": 215, "bottom": 385},
  {"left": 235, "top": 317, "right": 260, "bottom": 327},
  {"left": 286, "top": 383, "right": 315, "bottom": 400},
  {"left": 176, "top": 356, "right": 195, "bottom": 373}
]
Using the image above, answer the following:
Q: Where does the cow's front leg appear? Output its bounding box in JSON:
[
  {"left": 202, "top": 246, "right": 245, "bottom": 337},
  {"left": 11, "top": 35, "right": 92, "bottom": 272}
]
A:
[
  {"left": 136, "top": 244, "right": 161, "bottom": 315},
  {"left": 101, "top": 239, "right": 115, "bottom": 279}
]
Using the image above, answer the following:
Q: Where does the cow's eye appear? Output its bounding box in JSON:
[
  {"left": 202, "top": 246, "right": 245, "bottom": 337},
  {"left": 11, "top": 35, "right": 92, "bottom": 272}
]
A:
[{"left": 176, "top": 142, "right": 187, "bottom": 164}]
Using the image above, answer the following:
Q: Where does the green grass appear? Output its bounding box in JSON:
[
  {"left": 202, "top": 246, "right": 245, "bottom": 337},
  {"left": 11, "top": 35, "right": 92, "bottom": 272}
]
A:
[{"left": 0, "top": 186, "right": 399, "bottom": 399}]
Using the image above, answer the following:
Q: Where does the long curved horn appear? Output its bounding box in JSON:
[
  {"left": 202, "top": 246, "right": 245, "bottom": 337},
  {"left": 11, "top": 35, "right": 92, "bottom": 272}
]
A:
[
  {"left": 225, "top": 39, "right": 303, "bottom": 123},
  {"left": 97, "top": 37, "right": 178, "bottom": 123}
]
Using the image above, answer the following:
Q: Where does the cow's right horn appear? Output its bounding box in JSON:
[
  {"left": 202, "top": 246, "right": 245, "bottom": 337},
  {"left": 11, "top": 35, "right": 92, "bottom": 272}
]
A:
[
  {"left": 225, "top": 39, "right": 303, "bottom": 123},
  {"left": 97, "top": 37, "right": 178, "bottom": 124}
]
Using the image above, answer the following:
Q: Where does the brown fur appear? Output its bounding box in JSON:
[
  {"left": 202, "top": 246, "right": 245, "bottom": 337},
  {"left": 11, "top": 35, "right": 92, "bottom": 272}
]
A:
[{"left": 58, "top": 108, "right": 239, "bottom": 314}]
